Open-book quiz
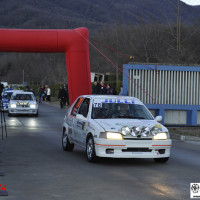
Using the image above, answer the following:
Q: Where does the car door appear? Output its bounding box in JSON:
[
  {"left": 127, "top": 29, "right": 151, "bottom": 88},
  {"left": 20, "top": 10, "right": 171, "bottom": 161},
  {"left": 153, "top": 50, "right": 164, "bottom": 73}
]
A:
[
  {"left": 68, "top": 97, "right": 84, "bottom": 143},
  {"left": 75, "top": 98, "right": 90, "bottom": 147}
]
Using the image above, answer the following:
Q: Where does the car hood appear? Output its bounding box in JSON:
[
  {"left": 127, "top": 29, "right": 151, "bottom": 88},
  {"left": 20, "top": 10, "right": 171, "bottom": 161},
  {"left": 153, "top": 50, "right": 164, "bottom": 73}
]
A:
[
  {"left": 10, "top": 100, "right": 36, "bottom": 104},
  {"left": 93, "top": 118, "right": 168, "bottom": 133}
]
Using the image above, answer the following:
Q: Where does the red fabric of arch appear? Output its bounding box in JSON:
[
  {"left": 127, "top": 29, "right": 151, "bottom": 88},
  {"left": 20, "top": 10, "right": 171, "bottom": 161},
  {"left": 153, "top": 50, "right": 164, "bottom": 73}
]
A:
[{"left": 0, "top": 27, "right": 92, "bottom": 105}]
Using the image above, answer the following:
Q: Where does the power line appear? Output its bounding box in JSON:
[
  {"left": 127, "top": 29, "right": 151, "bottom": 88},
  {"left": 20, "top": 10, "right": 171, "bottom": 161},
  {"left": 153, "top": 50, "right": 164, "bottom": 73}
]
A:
[{"left": 177, "top": 0, "right": 181, "bottom": 63}]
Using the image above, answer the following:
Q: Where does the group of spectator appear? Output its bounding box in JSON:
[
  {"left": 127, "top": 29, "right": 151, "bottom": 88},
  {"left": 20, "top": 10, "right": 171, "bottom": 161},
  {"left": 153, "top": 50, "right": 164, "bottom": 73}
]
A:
[
  {"left": 36, "top": 81, "right": 123, "bottom": 106},
  {"left": 38, "top": 84, "right": 69, "bottom": 108},
  {"left": 38, "top": 85, "right": 51, "bottom": 103},
  {"left": 92, "top": 81, "right": 123, "bottom": 95}
]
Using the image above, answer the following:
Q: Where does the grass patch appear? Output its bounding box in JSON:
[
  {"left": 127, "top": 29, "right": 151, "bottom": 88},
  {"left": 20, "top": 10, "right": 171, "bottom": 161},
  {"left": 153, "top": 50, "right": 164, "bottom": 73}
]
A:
[{"left": 168, "top": 127, "right": 200, "bottom": 137}]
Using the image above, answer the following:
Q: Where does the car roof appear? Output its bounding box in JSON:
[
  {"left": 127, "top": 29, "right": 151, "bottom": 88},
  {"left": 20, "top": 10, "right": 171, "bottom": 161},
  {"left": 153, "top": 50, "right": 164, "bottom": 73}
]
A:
[
  {"left": 12, "top": 91, "right": 34, "bottom": 94},
  {"left": 78, "top": 95, "right": 143, "bottom": 104},
  {"left": 4, "top": 90, "right": 23, "bottom": 93}
]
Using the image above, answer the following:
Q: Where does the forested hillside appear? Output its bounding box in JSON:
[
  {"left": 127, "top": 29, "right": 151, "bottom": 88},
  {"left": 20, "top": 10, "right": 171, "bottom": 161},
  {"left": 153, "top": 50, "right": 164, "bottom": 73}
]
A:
[{"left": 0, "top": 0, "right": 200, "bottom": 84}]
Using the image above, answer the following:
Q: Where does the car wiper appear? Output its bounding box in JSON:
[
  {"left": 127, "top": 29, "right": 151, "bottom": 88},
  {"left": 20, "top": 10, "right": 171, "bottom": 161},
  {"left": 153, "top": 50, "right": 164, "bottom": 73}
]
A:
[
  {"left": 116, "top": 115, "right": 146, "bottom": 119},
  {"left": 135, "top": 117, "right": 146, "bottom": 119},
  {"left": 116, "top": 115, "right": 134, "bottom": 118}
]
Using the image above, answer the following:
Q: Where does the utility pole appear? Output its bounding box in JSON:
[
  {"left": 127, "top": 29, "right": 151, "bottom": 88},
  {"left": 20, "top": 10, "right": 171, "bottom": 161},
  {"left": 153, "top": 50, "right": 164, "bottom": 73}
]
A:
[
  {"left": 22, "top": 69, "right": 24, "bottom": 84},
  {"left": 177, "top": 0, "right": 181, "bottom": 63}
]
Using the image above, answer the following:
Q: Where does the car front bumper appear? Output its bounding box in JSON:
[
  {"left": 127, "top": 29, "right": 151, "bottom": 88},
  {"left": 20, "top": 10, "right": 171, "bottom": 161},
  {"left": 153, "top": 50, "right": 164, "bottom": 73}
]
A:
[
  {"left": 2, "top": 106, "right": 8, "bottom": 111},
  {"left": 9, "top": 108, "right": 38, "bottom": 115},
  {"left": 94, "top": 138, "right": 172, "bottom": 158}
]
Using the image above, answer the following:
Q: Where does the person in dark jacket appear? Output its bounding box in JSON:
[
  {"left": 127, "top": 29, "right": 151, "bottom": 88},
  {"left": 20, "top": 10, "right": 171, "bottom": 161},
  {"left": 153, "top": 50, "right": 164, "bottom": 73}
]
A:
[
  {"left": 58, "top": 85, "right": 68, "bottom": 109},
  {"left": 38, "top": 86, "right": 43, "bottom": 103},
  {"left": 106, "top": 84, "right": 114, "bottom": 95},
  {"left": 0, "top": 81, "right": 4, "bottom": 99},
  {"left": 99, "top": 81, "right": 107, "bottom": 94},
  {"left": 92, "top": 81, "right": 101, "bottom": 94},
  {"left": 64, "top": 84, "right": 69, "bottom": 105}
]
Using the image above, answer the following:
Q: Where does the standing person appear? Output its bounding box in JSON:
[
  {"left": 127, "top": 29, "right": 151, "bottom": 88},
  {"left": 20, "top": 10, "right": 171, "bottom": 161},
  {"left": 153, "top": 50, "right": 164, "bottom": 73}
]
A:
[
  {"left": 106, "top": 84, "right": 114, "bottom": 95},
  {"left": 64, "top": 84, "right": 69, "bottom": 106},
  {"left": 38, "top": 86, "right": 43, "bottom": 103},
  {"left": 58, "top": 86, "right": 64, "bottom": 108},
  {"left": 43, "top": 85, "right": 47, "bottom": 101},
  {"left": 26, "top": 85, "right": 31, "bottom": 91},
  {"left": 58, "top": 85, "right": 68, "bottom": 109},
  {"left": 0, "top": 81, "right": 4, "bottom": 99},
  {"left": 46, "top": 85, "right": 51, "bottom": 102},
  {"left": 119, "top": 86, "right": 123, "bottom": 96},
  {"left": 92, "top": 81, "right": 100, "bottom": 94},
  {"left": 99, "top": 81, "right": 107, "bottom": 94},
  {"left": 42, "top": 85, "right": 45, "bottom": 101},
  {"left": 58, "top": 86, "right": 63, "bottom": 99}
]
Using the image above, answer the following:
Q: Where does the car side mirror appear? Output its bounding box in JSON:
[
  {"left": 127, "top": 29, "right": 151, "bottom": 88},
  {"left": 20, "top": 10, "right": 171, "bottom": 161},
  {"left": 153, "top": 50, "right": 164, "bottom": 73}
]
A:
[
  {"left": 155, "top": 116, "right": 162, "bottom": 122},
  {"left": 76, "top": 114, "right": 87, "bottom": 121}
]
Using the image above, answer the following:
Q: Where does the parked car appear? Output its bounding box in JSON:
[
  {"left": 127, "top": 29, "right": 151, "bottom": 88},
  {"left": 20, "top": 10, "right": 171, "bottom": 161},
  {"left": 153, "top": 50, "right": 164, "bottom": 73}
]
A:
[
  {"left": 1, "top": 90, "right": 23, "bottom": 111},
  {"left": 8, "top": 91, "right": 38, "bottom": 117},
  {"left": 62, "top": 95, "right": 172, "bottom": 162}
]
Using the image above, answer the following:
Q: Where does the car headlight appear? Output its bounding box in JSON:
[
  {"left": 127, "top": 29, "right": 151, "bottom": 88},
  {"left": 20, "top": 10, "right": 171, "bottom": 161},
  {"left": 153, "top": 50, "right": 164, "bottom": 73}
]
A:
[
  {"left": 30, "top": 104, "right": 36, "bottom": 109},
  {"left": 106, "top": 132, "right": 123, "bottom": 140},
  {"left": 151, "top": 127, "right": 159, "bottom": 136},
  {"left": 10, "top": 104, "right": 16, "bottom": 108},
  {"left": 131, "top": 126, "right": 141, "bottom": 136},
  {"left": 141, "top": 127, "right": 150, "bottom": 137},
  {"left": 153, "top": 132, "right": 168, "bottom": 140},
  {"left": 121, "top": 126, "right": 131, "bottom": 136}
]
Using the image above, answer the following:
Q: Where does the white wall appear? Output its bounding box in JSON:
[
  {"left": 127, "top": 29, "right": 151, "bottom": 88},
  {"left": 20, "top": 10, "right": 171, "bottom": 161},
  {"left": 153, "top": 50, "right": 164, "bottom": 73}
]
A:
[
  {"left": 197, "top": 111, "right": 200, "bottom": 124},
  {"left": 165, "top": 110, "right": 187, "bottom": 124}
]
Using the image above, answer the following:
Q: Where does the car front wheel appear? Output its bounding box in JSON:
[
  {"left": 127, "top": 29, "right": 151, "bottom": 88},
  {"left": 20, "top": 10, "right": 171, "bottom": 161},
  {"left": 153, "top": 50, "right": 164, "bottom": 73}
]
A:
[
  {"left": 86, "top": 137, "right": 97, "bottom": 162},
  {"left": 35, "top": 111, "right": 39, "bottom": 117},
  {"left": 154, "top": 157, "right": 169, "bottom": 163},
  {"left": 62, "top": 130, "right": 74, "bottom": 151}
]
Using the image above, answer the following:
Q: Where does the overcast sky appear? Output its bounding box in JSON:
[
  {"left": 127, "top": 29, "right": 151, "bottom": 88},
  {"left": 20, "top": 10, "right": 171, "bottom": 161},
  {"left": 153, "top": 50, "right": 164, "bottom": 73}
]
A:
[{"left": 181, "top": 0, "right": 200, "bottom": 5}]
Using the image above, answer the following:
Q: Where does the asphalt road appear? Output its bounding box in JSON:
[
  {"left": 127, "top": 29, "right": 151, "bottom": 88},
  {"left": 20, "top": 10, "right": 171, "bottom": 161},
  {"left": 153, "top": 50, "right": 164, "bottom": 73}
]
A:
[{"left": 0, "top": 103, "right": 199, "bottom": 200}]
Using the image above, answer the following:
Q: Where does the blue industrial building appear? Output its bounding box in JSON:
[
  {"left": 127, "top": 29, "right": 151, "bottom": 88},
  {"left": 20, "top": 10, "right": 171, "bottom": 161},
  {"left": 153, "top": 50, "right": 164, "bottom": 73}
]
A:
[{"left": 122, "top": 64, "right": 200, "bottom": 126}]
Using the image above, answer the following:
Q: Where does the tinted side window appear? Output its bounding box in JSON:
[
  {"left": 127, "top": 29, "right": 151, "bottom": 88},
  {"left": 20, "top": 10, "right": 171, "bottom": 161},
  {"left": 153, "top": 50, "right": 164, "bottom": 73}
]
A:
[
  {"left": 78, "top": 98, "right": 90, "bottom": 118},
  {"left": 71, "top": 97, "right": 84, "bottom": 117}
]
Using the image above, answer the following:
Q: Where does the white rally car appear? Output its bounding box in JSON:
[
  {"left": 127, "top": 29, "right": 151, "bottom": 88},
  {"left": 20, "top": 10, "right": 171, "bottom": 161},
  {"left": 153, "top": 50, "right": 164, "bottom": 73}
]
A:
[
  {"left": 62, "top": 95, "right": 172, "bottom": 162},
  {"left": 1, "top": 90, "right": 23, "bottom": 111},
  {"left": 8, "top": 91, "right": 38, "bottom": 117}
]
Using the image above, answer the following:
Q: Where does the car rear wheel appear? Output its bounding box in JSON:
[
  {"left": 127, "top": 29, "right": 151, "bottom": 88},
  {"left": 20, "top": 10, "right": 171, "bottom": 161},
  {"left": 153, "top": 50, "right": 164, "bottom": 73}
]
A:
[
  {"left": 8, "top": 112, "right": 12, "bottom": 117},
  {"left": 62, "top": 129, "right": 74, "bottom": 151},
  {"left": 154, "top": 157, "right": 169, "bottom": 163},
  {"left": 86, "top": 137, "right": 97, "bottom": 162}
]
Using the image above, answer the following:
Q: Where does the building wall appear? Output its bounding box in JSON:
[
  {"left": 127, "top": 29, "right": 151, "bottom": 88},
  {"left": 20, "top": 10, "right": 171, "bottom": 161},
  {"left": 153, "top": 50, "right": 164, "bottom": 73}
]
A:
[
  {"left": 197, "top": 111, "right": 200, "bottom": 125},
  {"left": 164, "top": 110, "right": 187, "bottom": 125}
]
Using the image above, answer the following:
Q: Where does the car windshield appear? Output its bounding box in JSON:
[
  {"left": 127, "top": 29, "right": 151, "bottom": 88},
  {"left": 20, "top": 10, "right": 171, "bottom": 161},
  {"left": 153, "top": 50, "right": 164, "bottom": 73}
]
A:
[
  {"left": 92, "top": 102, "right": 154, "bottom": 120},
  {"left": 11, "top": 94, "right": 33, "bottom": 101},
  {"left": 3, "top": 92, "right": 13, "bottom": 100}
]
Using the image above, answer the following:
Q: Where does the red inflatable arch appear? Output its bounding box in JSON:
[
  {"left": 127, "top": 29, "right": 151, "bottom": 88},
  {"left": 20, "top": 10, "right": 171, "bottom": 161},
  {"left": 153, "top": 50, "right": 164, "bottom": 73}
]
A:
[{"left": 0, "top": 27, "right": 92, "bottom": 105}]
